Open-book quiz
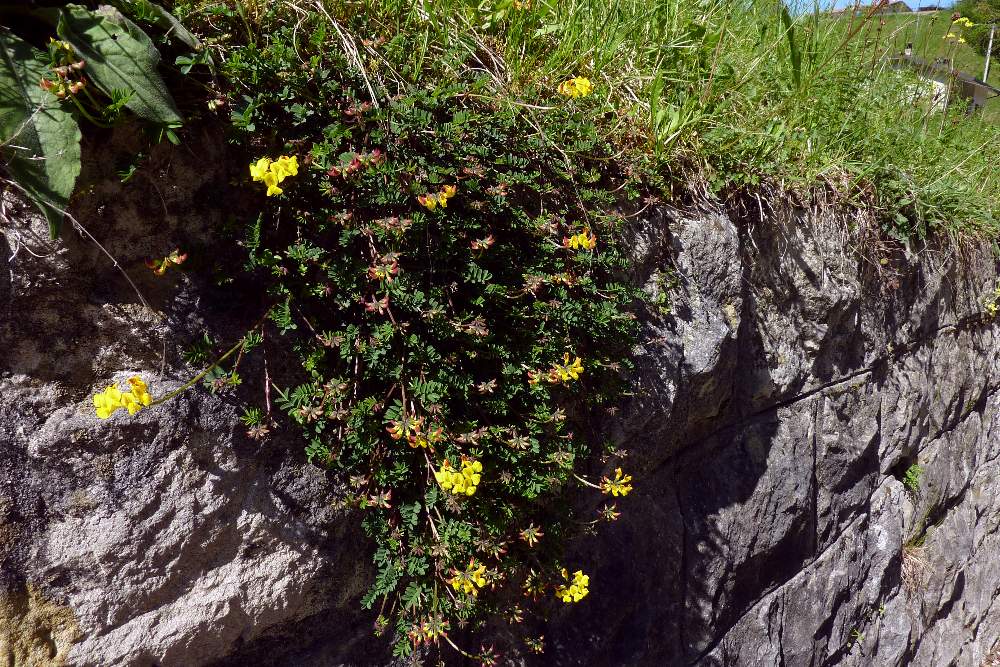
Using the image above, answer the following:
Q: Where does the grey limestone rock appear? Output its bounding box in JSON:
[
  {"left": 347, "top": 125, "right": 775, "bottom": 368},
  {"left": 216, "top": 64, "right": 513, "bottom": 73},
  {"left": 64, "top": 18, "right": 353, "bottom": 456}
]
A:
[{"left": 2, "top": 137, "right": 999, "bottom": 666}]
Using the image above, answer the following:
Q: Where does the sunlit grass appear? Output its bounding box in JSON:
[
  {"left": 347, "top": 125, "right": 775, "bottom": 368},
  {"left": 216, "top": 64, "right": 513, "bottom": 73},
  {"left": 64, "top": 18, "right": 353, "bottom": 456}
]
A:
[{"left": 183, "top": 0, "right": 1000, "bottom": 238}]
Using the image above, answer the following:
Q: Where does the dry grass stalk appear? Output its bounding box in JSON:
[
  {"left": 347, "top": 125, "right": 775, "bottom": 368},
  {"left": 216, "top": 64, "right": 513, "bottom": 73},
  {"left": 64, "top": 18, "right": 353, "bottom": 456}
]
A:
[{"left": 902, "top": 543, "right": 930, "bottom": 596}]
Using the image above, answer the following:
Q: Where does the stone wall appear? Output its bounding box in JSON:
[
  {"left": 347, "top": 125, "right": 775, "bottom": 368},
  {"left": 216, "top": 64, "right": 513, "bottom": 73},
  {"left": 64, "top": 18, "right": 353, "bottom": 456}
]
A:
[
  {"left": 2, "top": 139, "right": 999, "bottom": 666},
  {"left": 545, "top": 196, "right": 1000, "bottom": 666}
]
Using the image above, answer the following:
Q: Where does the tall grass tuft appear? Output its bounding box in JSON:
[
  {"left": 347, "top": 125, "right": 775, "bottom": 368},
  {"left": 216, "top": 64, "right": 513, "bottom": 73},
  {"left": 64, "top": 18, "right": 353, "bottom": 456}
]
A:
[{"left": 231, "top": 0, "right": 1000, "bottom": 238}]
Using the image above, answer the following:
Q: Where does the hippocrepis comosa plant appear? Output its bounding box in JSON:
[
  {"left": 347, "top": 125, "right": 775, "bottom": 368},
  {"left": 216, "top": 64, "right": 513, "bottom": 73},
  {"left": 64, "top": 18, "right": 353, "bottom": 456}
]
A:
[{"left": 92, "top": 6, "right": 648, "bottom": 661}]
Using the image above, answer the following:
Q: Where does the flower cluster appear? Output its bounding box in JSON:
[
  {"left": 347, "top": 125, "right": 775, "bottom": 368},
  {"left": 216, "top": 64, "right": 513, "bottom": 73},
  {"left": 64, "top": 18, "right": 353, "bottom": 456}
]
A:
[
  {"left": 984, "top": 285, "right": 1000, "bottom": 317},
  {"left": 417, "top": 184, "right": 457, "bottom": 210},
  {"left": 449, "top": 559, "right": 488, "bottom": 596},
  {"left": 327, "top": 149, "right": 385, "bottom": 178},
  {"left": 407, "top": 613, "right": 449, "bottom": 647},
  {"left": 249, "top": 155, "right": 298, "bottom": 196},
  {"left": 522, "top": 569, "right": 545, "bottom": 600},
  {"left": 519, "top": 524, "right": 544, "bottom": 547},
  {"left": 555, "top": 569, "right": 590, "bottom": 603},
  {"left": 529, "top": 353, "right": 584, "bottom": 385},
  {"left": 367, "top": 252, "right": 399, "bottom": 283},
  {"left": 387, "top": 413, "right": 422, "bottom": 441},
  {"left": 600, "top": 467, "right": 633, "bottom": 497},
  {"left": 557, "top": 76, "right": 593, "bottom": 98},
  {"left": 409, "top": 425, "right": 444, "bottom": 450},
  {"left": 39, "top": 39, "right": 87, "bottom": 99},
  {"left": 93, "top": 376, "right": 152, "bottom": 419},
  {"left": 563, "top": 228, "right": 597, "bottom": 250},
  {"left": 386, "top": 414, "right": 445, "bottom": 450},
  {"left": 145, "top": 248, "right": 188, "bottom": 276},
  {"left": 944, "top": 16, "right": 974, "bottom": 43},
  {"left": 435, "top": 458, "right": 483, "bottom": 495}
]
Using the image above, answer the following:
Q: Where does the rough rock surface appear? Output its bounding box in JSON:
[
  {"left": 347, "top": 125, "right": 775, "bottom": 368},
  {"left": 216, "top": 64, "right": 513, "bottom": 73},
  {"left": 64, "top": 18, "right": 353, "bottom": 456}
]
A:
[
  {"left": 2, "top": 133, "right": 1000, "bottom": 665},
  {"left": 0, "top": 129, "right": 382, "bottom": 667},
  {"left": 546, "top": 197, "right": 1000, "bottom": 666}
]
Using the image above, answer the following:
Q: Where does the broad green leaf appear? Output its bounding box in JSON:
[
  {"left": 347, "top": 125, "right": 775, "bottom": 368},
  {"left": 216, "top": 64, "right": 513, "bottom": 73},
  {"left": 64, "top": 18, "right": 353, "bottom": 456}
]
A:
[
  {"left": 56, "top": 4, "right": 182, "bottom": 125},
  {"left": 107, "top": 0, "right": 215, "bottom": 71},
  {"left": 0, "top": 30, "right": 81, "bottom": 238},
  {"left": 95, "top": 6, "right": 160, "bottom": 62}
]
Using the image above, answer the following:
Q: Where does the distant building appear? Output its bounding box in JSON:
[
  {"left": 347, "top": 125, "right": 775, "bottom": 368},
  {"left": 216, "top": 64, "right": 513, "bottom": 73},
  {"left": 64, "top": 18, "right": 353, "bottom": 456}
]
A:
[{"left": 890, "top": 53, "right": 1000, "bottom": 113}]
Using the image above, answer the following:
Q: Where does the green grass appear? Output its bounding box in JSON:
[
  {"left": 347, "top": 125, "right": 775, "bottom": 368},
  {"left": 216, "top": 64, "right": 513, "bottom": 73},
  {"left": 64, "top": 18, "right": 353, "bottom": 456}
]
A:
[
  {"left": 881, "top": 10, "right": 996, "bottom": 86},
  {"left": 180, "top": 0, "right": 1000, "bottom": 237},
  {"left": 849, "top": 9, "right": 1000, "bottom": 122}
]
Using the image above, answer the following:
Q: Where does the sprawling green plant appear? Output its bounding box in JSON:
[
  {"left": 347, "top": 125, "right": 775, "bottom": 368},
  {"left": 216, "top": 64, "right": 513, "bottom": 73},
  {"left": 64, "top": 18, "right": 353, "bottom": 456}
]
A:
[
  {"left": 0, "top": 1, "right": 200, "bottom": 235},
  {"left": 217, "top": 8, "right": 643, "bottom": 658},
  {"left": 79, "top": 0, "right": 1000, "bottom": 661}
]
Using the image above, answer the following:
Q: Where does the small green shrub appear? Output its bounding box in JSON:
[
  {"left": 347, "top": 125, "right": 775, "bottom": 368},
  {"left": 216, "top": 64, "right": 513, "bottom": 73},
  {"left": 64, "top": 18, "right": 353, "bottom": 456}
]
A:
[
  {"left": 217, "top": 7, "right": 644, "bottom": 658},
  {"left": 903, "top": 463, "right": 924, "bottom": 495}
]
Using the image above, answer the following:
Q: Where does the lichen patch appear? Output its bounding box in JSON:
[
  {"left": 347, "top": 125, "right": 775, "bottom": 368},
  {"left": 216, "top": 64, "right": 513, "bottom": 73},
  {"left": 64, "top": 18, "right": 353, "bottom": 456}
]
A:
[{"left": 0, "top": 584, "right": 81, "bottom": 667}]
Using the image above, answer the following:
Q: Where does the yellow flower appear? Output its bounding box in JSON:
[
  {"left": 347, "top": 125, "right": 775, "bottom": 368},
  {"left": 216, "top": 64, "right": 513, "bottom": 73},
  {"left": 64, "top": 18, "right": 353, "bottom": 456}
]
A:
[
  {"left": 418, "top": 186, "right": 456, "bottom": 210},
  {"left": 943, "top": 32, "right": 957, "bottom": 40},
  {"left": 272, "top": 155, "right": 299, "bottom": 179},
  {"left": 451, "top": 471, "right": 469, "bottom": 494},
  {"left": 600, "top": 467, "right": 633, "bottom": 497},
  {"left": 450, "top": 560, "right": 488, "bottom": 596},
  {"left": 439, "top": 184, "right": 457, "bottom": 207},
  {"left": 543, "top": 353, "right": 584, "bottom": 384},
  {"left": 958, "top": 37, "right": 967, "bottom": 44},
  {"left": 262, "top": 171, "right": 283, "bottom": 196},
  {"left": 128, "top": 376, "right": 152, "bottom": 406},
  {"left": 558, "top": 76, "right": 593, "bottom": 98},
  {"left": 434, "top": 460, "right": 456, "bottom": 490},
  {"left": 557, "top": 353, "right": 584, "bottom": 382},
  {"left": 460, "top": 459, "right": 483, "bottom": 495},
  {"left": 251, "top": 155, "right": 297, "bottom": 195},
  {"left": 120, "top": 392, "right": 141, "bottom": 415},
  {"left": 249, "top": 157, "right": 272, "bottom": 181},
  {"left": 93, "top": 386, "right": 124, "bottom": 419},
  {"left": 563, "top": 228, "right": 597, "bottom": 250},
  {"left": 94, "top": 377, "right": 154, "bottom": 419},
  {"left": 435, "top": 458, "right": 483, "bottom": 495},
  {"left": 555, "top": 569, "right": 589, "bottom": 603}
]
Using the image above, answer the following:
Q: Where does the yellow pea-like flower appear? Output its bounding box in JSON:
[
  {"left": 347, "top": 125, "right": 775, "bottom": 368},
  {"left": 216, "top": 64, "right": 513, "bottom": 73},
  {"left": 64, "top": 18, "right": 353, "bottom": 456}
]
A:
[
  {"left": 558, "top": 76, "right": 593, "bottom": 98},
  {"left": 262, "top": 171, "right": 283, "bottom": 197},
  {"left": 93, "top": 386, "right": 123, "bottom": 419},
  {"left": 94, "top": 376, "right": 154, "bottom": 419},
  {"left": 249, "top": 157, "right": 272, "bottom": 181}
]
